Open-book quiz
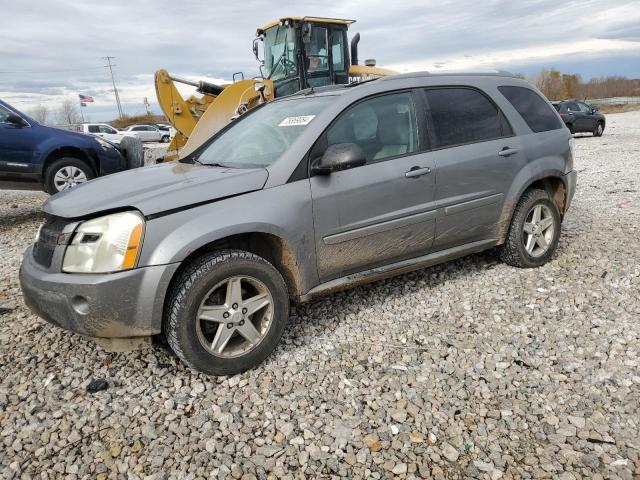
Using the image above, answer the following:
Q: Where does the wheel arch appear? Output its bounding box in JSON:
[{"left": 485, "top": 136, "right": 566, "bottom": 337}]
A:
[
  {"left": 497, "top": 171, "right": 568, "bottom": 243},
  {"left": 43, "top": 146, "right": 97, "bottom": 177},
  {"left": 165, "top": 231, "right": 304, "bottom": 303}
]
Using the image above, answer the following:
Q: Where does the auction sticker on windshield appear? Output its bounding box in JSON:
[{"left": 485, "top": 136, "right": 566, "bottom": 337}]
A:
[{"left": 278, "top": 115, "right": 315, "bottom": 127}]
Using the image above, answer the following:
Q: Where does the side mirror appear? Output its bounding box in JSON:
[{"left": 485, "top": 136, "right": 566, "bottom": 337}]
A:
[
  {"left": 312, "top": 143, "right": 366, "bottom": 175},
  {"left": 253, "top": 37, "right": 263, "bottom": 64},
  {"left": 591, "top": 107, "right": 598, "bottom": 114},
  {"left": 5, "top": 113, "right": 28, "bottom": 127}
]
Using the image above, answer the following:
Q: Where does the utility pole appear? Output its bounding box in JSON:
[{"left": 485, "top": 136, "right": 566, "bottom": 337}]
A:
[{"left": 103, "top": 56, "right": 124, "bottom": 119}]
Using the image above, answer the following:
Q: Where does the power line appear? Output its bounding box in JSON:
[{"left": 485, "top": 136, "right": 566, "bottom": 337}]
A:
[
  {"left": 102, "top": 56, "right": 124, "bottom": 120},
  {"left": 0, "top": 66, "right": 106, "bottom": 74}
]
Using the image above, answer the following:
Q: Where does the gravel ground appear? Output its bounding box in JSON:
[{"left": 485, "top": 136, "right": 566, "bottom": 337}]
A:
[{"left": 1, "top": 112, "right": 639, "bottom": 479}]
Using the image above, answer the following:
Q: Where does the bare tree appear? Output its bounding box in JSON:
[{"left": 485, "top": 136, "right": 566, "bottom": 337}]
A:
[
  {"left": 56, "top": 99, "right": 82, "bottom": 125},
  {"left": 28, "top": 104, "right": 50, "bottom": 124}
]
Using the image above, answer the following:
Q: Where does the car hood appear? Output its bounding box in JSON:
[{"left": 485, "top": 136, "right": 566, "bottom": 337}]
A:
[{"left": 44, "top": 161, "right": 269, "bottom": 219}]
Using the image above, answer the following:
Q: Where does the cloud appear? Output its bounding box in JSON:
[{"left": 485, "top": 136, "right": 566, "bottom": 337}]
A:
[{"left": 1, "top": 0, "right": 639, "bottom": 120}]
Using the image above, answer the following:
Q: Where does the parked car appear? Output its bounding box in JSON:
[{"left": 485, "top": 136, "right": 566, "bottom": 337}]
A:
[
  {"left": 60, "top": 123, "right": 135, "bottom": 145},
  {"left": 124, "top": 124, "right": 166, "bottom": 142},
  {"left": 552, "top": 100, "right": 605, "bottom": 136},
  {"left": 20, "top": 72, "right": 576, "bottom": 375},
  {"left": 155, "top": 124, "right": 174, "bottom": 142},
  {"left": 0, "top": 99, "right": 142, "bottom": 193}
]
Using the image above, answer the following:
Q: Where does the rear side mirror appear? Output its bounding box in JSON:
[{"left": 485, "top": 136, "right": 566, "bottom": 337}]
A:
[
  {"left": 312, "top": 143, "right": 366, "bottom": 175},
  {"left": 5, "top": 113, "right": 28, "bottom": 127}
]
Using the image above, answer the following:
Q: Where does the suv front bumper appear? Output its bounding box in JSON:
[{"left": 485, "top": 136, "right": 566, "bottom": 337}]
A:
[{"left": 19, "top": 246, "right": 179, "bottom": 339}]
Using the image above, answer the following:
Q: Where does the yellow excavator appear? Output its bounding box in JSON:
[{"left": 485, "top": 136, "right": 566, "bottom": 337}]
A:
[{"left": 155, "top": 16, "right": 395, "bottom": 161}]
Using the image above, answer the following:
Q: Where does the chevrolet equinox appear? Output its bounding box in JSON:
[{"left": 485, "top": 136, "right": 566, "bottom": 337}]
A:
[{"left": 20, "top": 72, "right": 577, "bottom": 375}]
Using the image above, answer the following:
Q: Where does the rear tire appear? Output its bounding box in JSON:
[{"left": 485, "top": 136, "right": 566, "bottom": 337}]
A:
[
  {"left": 161, "top": 135, "right": 170, "bottom": 143},
  {"left": 497, "top": 189, "right": 561, "bottom": 268},
  {"left": 119, "top": 136, "right": 144, "bottom": 169},
  {"left": 593, "top": 122, "right": 604, "bottom": 137},
  {"left": 164, "top": 250, "right": 289, "bottom": 376},
  {"left": 565, "top": 123, "right": 574, "bottom": 134},
  {"left": 44, "top": 157, "right": 94, "bottom": 194}
]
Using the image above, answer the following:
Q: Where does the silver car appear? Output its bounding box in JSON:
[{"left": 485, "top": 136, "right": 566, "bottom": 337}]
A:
[
  {"left": 20, "top": 72, "right": 576, "bottom": 375},
  {"left": 124, "top": 124, "right": 166, "bottom": 142}
]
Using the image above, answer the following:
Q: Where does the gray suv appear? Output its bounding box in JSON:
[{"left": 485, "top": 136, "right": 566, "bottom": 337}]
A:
[{"left": 20, "top": 72, "right": 577, "bottom": 375}]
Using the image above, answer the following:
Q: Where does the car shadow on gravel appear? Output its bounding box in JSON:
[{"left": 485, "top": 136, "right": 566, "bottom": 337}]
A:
[
  {"left": 0, "top": 209, "right": 45, "bottom": 232},
  {"left": 280, "top": 250, "right": 500, "bottom": 348}
]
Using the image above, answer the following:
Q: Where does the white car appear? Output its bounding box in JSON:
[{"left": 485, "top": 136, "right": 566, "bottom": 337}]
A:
[
  {"left": 124, "top": 124, "right": 167, "bottom": 142},
  {"left": 62, "top": 123, "right": 133, "bottom": 145}
]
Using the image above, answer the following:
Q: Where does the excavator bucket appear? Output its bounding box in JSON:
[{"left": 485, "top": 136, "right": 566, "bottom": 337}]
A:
[
  {"left": 179, "top": 79, "right": 273, "bottom": 159},
  {"left": 155, "top": 69, "right": 273, "bottom": 161}
]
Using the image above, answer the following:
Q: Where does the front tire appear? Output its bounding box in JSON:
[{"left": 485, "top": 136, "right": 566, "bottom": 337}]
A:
[
  {"left": 161, "top": 135, "right": 170, "bottom": 143},
  {"left": 44, "top": 157, "right": 94, "bottom": 194},
  {"left": 593, "top": 122, "right": 604, "bottom": 137},
  {"left": 497, "top": 189, "right": 561, "bottom": 268},
  {"left": 164, "top": 250, "right": 289, "bottom": 376}
]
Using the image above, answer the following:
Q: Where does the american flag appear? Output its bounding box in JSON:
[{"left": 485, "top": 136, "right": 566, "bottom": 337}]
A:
[{"left": 78, "top": 94, "right": 94, "bottom": 103}]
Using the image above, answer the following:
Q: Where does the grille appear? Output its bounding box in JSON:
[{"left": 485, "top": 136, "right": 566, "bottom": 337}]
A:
[{"left": 33, "top": 214, "right": 71, "bottom": 268}]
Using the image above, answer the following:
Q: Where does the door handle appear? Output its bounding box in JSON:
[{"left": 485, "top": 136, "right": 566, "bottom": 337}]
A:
[
  {"left": 405, "top": 166, "right": 431, "bottom": 178},
  {"left": 498, "top": 148, "right": 519, "bottom": 157}
]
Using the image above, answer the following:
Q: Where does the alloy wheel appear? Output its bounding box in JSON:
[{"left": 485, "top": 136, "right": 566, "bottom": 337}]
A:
[
  {"left": 53, "top": 166, "right": 88, "bottom": 191},
  {"left": 522, "top": 204, "right": 555, "bottom": 257},
  {"left": 196, "top": 276, "right": 273, "bottom": 358}
]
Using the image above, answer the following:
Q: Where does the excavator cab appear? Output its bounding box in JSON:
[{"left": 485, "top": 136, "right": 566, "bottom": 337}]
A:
[{"left": 254, "top": 17, "right": 353, "bottom": 97}]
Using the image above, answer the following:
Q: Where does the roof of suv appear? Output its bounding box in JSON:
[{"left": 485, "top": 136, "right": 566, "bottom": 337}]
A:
[{"left": 284, "top": 70, "right": 520, "bottom": 100}]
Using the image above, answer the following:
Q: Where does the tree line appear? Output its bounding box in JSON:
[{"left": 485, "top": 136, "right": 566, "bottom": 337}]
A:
[{"left": 525, "top": 68, "right": 640, "bottom": 101}]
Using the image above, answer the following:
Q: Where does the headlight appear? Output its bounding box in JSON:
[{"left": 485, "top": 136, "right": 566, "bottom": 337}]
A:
[
  {"left": 95, "top": 137, "right": 113, "bottom": 151},
  {"left": 63, "top": 211, "right": 144, "bottom": 273}
]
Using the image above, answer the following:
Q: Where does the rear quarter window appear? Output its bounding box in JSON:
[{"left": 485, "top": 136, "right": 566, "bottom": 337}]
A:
[{"left": 498, "top": 86, "right": 563, "bottom": 133}]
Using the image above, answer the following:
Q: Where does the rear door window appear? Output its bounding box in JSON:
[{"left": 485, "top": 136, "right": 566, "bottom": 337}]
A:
[
  {"left": 424, "top": 88, "right": 509, "bottom": 149},
  {"left": 499, "top": 86, "right": 564, "bottom": 132},
  {"left": 88, "top": 125, "right": 99, "bottom": 133}
]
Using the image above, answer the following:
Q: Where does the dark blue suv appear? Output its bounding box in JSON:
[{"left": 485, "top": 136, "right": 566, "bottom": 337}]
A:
[{"left": 0, "top": 99, "right": 135, "bottom": 193}]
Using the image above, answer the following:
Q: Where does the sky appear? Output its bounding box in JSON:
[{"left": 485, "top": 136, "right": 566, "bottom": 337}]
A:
[{"left": 1, "top": 0, "right": 639, "bottom": 122}]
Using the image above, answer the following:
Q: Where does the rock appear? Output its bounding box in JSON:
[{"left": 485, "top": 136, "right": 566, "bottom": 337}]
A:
[
  {"left": 86, "top": 378, "right": 108, "bottom": 393},
  {"left": 392, "top": 463, "right": 408, "bottom": 474},
  {"left": 442, "top": 443, "right": 459, "bottom": 462},
  {"left": 363, "top": 433, "right": 383, "bottom": 452}
]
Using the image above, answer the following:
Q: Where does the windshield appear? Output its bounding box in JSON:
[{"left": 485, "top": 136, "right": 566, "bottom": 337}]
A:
[
  {"left": 196, "top": 96, "right": 335, "bottom": 168},
  {"left": 264, "top": 25, "right": 297, "bottom": 81}
]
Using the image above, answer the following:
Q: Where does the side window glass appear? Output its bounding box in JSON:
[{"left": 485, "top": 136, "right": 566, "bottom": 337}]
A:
[
  {"left": 0, "top": 105, "right": 12, "bottom": 123},
  {"left": 498, "top": 86, "right": 563, "bottom": 133},
  {"left": 88, "top": 125, "right": 99, "bottom": 133},
  {"left": 578, "top": 102, "right": 590, "bottom": 113},
  {"left": 331, "top": 32, "right": 345, "bottom": 72},
  {"left": 425, "top": 88, "right": 504, "bottom": 148},
  {"left": 326, "top": 92, "right": 418, "bottom": 163},
  {"left": 306, "top": 27, "right": 328, "bottom": 73}
]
